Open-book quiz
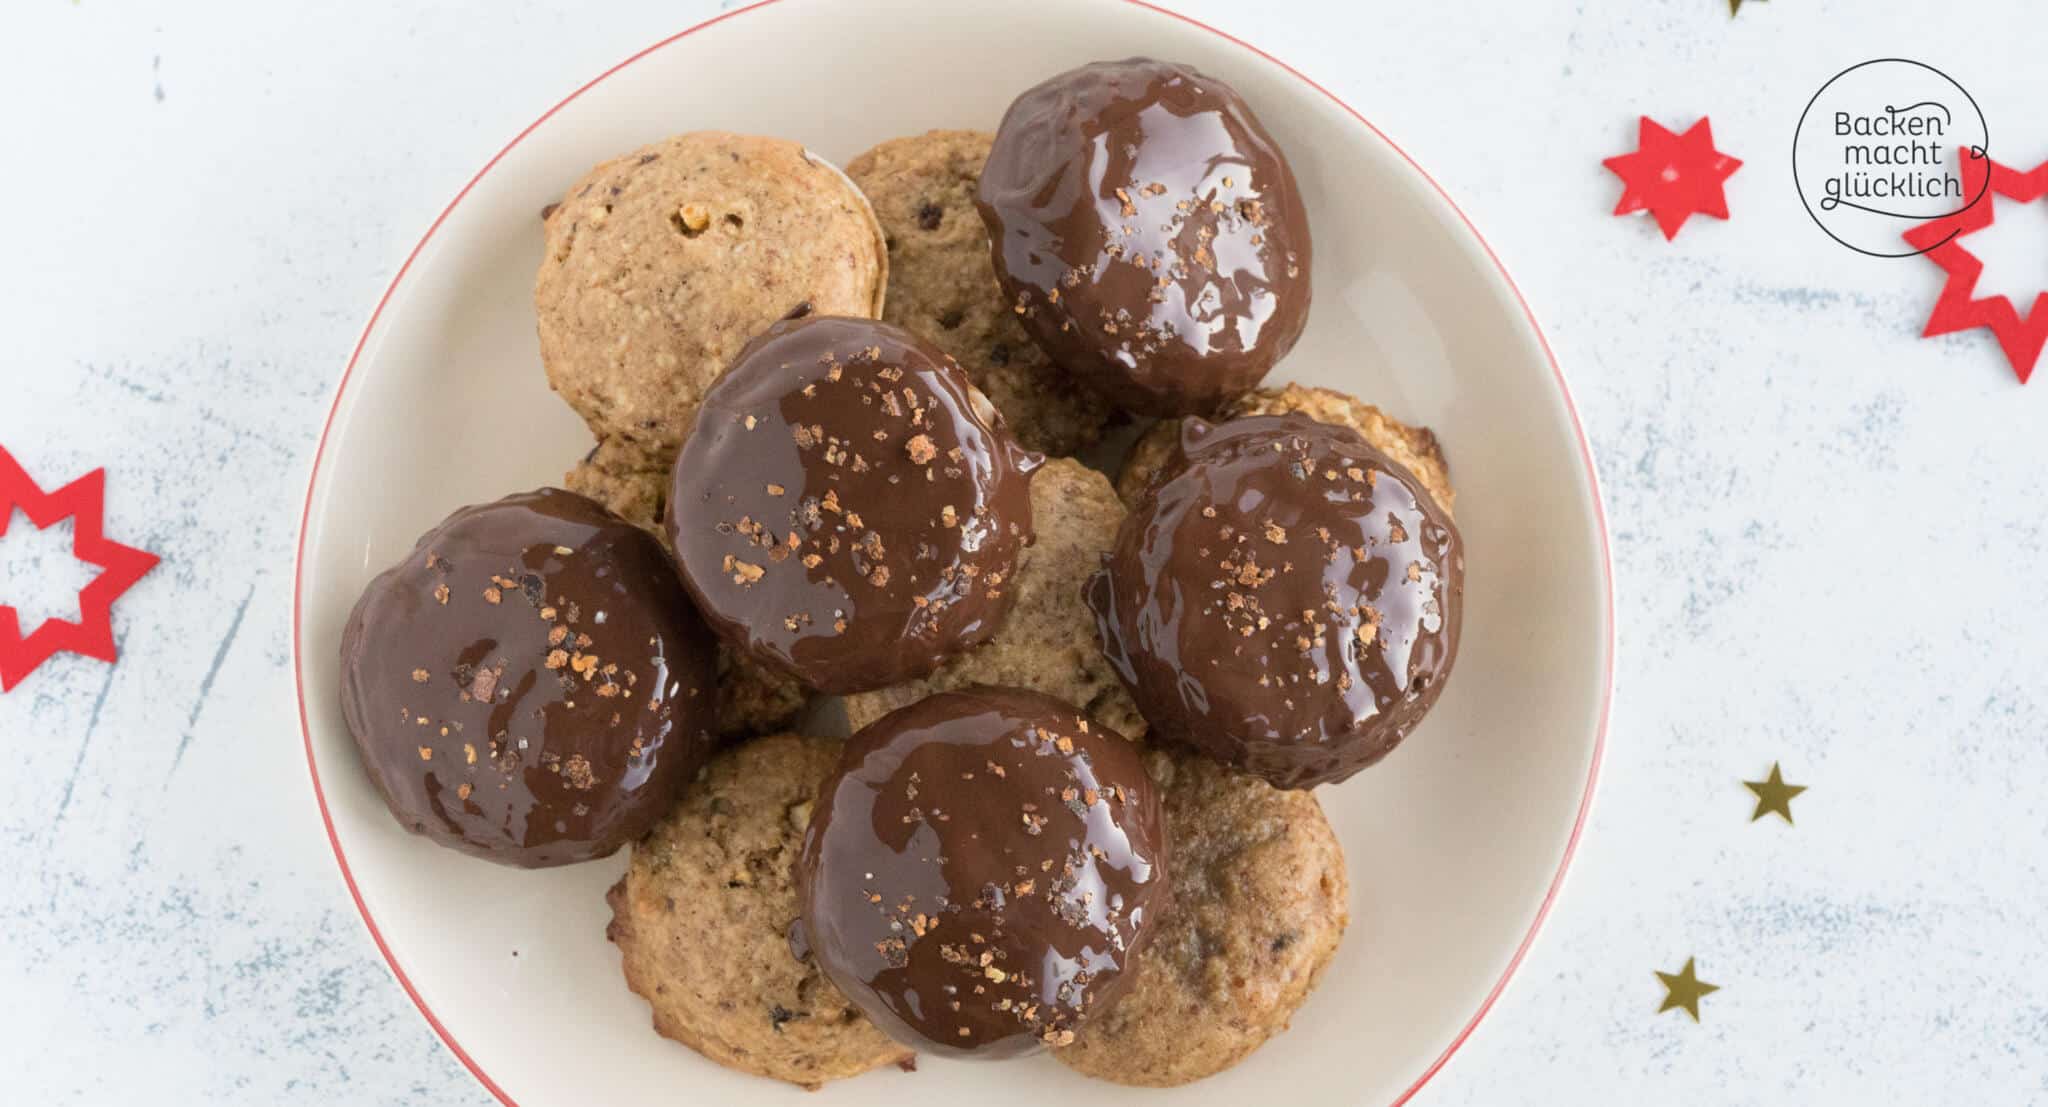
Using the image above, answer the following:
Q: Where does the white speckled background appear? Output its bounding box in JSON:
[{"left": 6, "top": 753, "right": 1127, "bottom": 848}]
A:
[{"left": 2, "top": 1, "right": 2044, "bottom": 1102}]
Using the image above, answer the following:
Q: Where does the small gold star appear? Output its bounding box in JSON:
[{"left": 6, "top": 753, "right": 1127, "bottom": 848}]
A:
[
  {"left": 1656, "top": 957, "right": 1719, "bottom": 1021},
  {"left": 1728, "top": 0, "right": 1766, "bottom": 14},
  {"left": 1743, "top": 762, "right": 1807, "bottom": 824}
]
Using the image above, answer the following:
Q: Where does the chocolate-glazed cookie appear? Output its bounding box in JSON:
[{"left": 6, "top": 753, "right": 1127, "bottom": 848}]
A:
[
  {"left": 1089, "top": 415, "right": 1463, "bottom": 789},
  {"left": 977, "top": 58, "right": 1312, "bottom": 416},
  {"left": 668, "top": 316, "right": 1041, "bottom": 695},
  {"left": 339, "top": 489, "right": 717, "bottom": 867},
  {"left": 797, "top": 687, "right": 1168, "bottom": 1058}
]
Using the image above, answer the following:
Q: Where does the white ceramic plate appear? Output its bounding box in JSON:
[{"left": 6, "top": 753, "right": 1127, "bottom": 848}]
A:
[{"left": 294, "top": 1, "right": 1613, "bottom": 1103}]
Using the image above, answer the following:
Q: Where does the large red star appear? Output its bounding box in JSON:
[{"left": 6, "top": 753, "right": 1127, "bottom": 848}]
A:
[
  {"left": 1902, "top": 152, "right": 2048, "bottom": 384},
  {"left": 1603, "top": 116, "right": 1743, "bottom": 240},
  {"left": 0, "top": 445, "right": 159, "bottom": 691}
]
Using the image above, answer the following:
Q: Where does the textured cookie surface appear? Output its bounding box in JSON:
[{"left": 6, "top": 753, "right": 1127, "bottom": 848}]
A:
[
  {"left": 1055, "top": 751, "right": 1348, "bottom": 1086},
  {"left": 1117, "top": 383, "right": 1456, "bottom": 515},
  {"left": 841, "top": 458, "right": 1143, "bottom": 738},
  {"left": 846, "top": 131, "right": 1110, "bottom": 456},
  {"left": 563, "top": 437, "right": 669, "bottom": 533},
  {"left": 537, "top": 131, "right": 886, "bottom": 459},
  {"left": 564, "top": 443, "right": 808, "bottom": 739},
  {"left": 704, "top": 647, "right": 812, "bottom": 741},
  {"left": 606, "top": 734, "right": 912, "bottom": 1089}
]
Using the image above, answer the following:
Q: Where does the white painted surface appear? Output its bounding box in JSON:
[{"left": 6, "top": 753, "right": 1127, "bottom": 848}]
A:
[{"left": 1, "top": 1, "right": 2043, "bottom": 1103}]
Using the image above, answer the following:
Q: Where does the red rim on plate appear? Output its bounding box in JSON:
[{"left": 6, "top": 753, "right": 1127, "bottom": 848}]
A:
[{"left": 292, "top": 2, "right": 1615, "bottom": 1103}]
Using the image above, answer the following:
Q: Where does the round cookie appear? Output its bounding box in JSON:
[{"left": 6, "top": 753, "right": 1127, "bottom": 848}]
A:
[
  {"left": 606, "top": 734, "right": 912, "bottom": 1089},
  {"left": 846, "top": 131, "right": 1111, "bottom": 456},
  {"left": 1090, "top": 414, "right": 1465, "bottom": 789},
  {"left": 667, "top": 316, "right": 1040, "bottom": 695},
  {"left": 563, "top": 442, "right": 809, "bottom": 739},
  {"left": 1118, "top": 384, "right": 1456, "bottom": 516},
  {"left": 978, "top": 59, "right": 1313, "bottom": 416},
  {"left": 339, "top": 488, "right": 718, "bottom": 867},
  {"left": 536, "top": 131, "right": 887, "bottom": 459},
  {"left": 843, "top": 458, "right": 1144, "bottom": 740},
  {"left": 799, "top": 687, "right": 1168, "bottom": 1057},
  {"left": 1056, "top": 750, "right": 1348, "bottom": 1087}
]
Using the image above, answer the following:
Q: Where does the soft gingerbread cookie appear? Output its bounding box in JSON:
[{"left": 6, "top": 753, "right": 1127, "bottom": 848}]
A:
[
  {"left": 537, "top": 131, "right": 886, "bottom": 459},
  {"left": 1117, "top": 383, "right": 1456, "bottom": 516},
  {"left": 606, "top": 734, "right": 913, "bottom": 1089},
  {"left": 706, "top": 649, "right": 812, "bottom": 743},
  {"left": 1055, "top": 750, "right": 1349, "bottom": 1087},
  {"left": 841, "top": 458, "right": 1143, "bottom": 739},
  {"left": 845, "top": 131, "right": 1110, "bottom": 457},
  {"left": 562, "top": 437, "right": 668, "bottom": 533},
  {"left": 564, "top": 443, "right": 808, "bottom": 739}
]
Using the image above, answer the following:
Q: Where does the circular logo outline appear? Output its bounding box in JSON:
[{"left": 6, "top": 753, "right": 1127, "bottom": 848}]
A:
[{"left": 1792, "top": 57, "right": 1992, "bottom": 259}]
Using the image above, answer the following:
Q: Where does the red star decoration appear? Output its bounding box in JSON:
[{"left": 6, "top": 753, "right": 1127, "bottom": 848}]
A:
[
  {"left": 0, "top": 445, "right": 159, "bottom": 691},
  {"left": 1603, "top": 116, "right": 1743, "bottom": 240},
  {"left": 1902, "top": 152, "right": 2048, "bottom": 384}
]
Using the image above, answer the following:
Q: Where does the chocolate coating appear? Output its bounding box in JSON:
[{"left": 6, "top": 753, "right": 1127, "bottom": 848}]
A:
[
  {"left": 668, "top": 316, "right": 1040, "bottom": 694},
  {"left": 1089, "top": 414, "right": 1463, "bottom": 788},
  {"left": 797, "top": 687, "right": 1167, "bottom": 1058},
  {"left": 339, "top": 489, "right": 718, "bottom": 867},
  {"left": 977, "top": 57, "right": 1312, "bottom": 416}
]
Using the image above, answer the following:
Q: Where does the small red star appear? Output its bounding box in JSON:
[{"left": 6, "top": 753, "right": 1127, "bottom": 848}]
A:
[
  {"left": 0, "top": 445, "right": 159, "bottom": 691},
  {"left": 1603, "top": 116, "right": 1743, "bottom": 240},
  {"left": 1902, "top": 151, "right": 2048, "bottom": 384}
]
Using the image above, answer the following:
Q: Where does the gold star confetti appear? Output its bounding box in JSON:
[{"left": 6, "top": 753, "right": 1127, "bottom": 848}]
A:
[
  {"left": 1728, "top": 0, "right": 1766, "bottom": 13},
  {"left": 1743, "top": 762, "right": 1807, "bottom": 824},
  {"left": 1655, "top": 957, "right": 1719, "bottom": 1021}
]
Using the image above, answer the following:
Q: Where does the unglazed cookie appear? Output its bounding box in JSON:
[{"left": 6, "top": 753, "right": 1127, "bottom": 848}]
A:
[
  {"left": 979, "top": 59, "right": 1312, "bottom": 416},
  {"left": 606, "top": 734, "right": 912, "bottom": 1089},
  {"left": 536, "top": 131, "right": 887, "bottom": 459},
  {"left": 1057, "top": 750, "right": 1348, "bottom": 1086},
  {"left": 705, "top": 650, "right": 813, "bottom": 743},
  {"left": 1091, "top": 414, "right": 1464, "bottom": 789},
  {"left": 1118, "top": 384, "right": 1456, "bottom": 516},
  {"left": 562, "top": 442, "right": 809, "bottom": 739},
  {"left": 562, "top": 437, "right": 669, "bottom": 534},
  {"left": 339, "top": 489, "right": 717, "bottom": 867},
  {"left": 799, "top": 687, "right": 1168, "bottom": 1057},
  {"left": 846, "top": 130, "right": 1111, "bottom": 456},
  {"left": 843, "top": 458, "right": 1144, "bottom": 740},
  {"left": 668, "top": 316, "right": 1040, "bottom": 695}
]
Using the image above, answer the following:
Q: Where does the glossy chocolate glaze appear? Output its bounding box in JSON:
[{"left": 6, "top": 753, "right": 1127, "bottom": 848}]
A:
[
  {"left": 339, "top": 488, "right": 718, "bottom": 867},
  {"left": 797, "top": 686, "right": 1167, "bottom": 1058},
  {"left": 977, "top": 58, "right": 1312, "bottom": 417},
  {"left": 1089, "top": 414, "right": 1462, "bottom": 788},
  {"left": 668, "top": 316, "right": 1041, "bottom": 695}
]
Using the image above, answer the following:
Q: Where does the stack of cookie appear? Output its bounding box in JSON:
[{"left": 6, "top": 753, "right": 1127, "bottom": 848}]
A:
[{"left": 339, "top": 57, "right": 1464, "bottom": 1091}]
